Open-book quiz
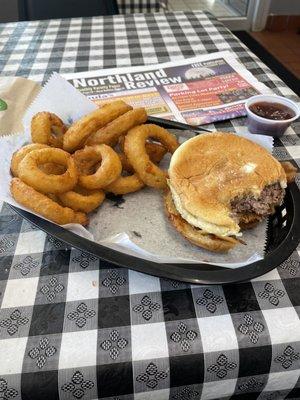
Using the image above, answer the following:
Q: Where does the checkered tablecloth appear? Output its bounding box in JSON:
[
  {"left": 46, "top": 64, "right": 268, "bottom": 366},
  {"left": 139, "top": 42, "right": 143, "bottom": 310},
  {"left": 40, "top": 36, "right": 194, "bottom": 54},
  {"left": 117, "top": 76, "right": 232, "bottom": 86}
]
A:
[
  {"left": 0, "top": 11, "right": 300, "bottom": 400},
  {"left": 117, "top": 0, "right": 165, "bottom": 14}
]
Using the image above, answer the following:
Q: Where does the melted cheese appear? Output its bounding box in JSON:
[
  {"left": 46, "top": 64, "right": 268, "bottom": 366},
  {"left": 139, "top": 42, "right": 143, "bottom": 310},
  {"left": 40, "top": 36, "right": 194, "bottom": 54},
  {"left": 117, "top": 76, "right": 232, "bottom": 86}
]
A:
[{"left": 169, "top": 183, "right": 241, "bottom": 237}]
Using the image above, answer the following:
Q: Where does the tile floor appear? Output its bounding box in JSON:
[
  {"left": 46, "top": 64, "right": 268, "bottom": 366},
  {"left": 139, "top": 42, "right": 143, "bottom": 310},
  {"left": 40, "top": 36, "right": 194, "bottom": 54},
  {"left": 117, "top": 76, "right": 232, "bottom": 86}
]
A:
[
  {"left": 251, "top": 30, "right": 300, "bottom": 79},
  {"left": 168, "top": 0, "right": 239, "bottom": 17}
]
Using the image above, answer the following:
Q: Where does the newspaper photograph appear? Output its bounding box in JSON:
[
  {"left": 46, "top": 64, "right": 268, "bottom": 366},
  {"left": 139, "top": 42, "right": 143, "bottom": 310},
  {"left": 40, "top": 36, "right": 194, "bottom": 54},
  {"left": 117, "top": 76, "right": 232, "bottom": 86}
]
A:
[{"left": 64, "top": 51, "right": 271, "bottom": 125}]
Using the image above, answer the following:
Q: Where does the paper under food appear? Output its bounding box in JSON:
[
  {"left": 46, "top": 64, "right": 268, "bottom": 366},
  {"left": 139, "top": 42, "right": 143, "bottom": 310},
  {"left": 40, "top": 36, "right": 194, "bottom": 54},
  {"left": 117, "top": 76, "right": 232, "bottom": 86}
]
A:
[{"left": 0, "top": 73, "right": 277, "bottom": 268}]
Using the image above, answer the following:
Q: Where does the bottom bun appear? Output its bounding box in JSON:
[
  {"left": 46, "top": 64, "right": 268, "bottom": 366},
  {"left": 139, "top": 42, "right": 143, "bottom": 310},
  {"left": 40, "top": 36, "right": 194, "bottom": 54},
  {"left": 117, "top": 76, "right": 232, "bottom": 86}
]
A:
[{"left": 165, "top": 191, "right": 239, "bottom": 253}]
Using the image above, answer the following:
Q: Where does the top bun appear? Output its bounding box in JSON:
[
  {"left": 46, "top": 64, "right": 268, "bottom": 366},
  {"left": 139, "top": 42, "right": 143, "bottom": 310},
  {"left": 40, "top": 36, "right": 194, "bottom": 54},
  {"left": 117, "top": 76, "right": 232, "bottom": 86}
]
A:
[{"left": 168, "top": 132, "right": 286, "bottom": 237}]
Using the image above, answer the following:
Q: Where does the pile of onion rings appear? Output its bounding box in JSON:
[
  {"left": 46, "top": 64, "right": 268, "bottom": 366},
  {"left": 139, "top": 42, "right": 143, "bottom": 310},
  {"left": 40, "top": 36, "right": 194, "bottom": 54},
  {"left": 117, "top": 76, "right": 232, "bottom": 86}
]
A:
[{"left": 10, "top": 101, "right": 179, "bottom": 225}]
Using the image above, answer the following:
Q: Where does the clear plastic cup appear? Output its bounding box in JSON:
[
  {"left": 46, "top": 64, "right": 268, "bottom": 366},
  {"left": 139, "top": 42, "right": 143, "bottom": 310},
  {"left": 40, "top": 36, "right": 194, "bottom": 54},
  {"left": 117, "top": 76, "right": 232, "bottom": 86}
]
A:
[{"left": 245, "top": 94, "right": 300, "bottom": 137}]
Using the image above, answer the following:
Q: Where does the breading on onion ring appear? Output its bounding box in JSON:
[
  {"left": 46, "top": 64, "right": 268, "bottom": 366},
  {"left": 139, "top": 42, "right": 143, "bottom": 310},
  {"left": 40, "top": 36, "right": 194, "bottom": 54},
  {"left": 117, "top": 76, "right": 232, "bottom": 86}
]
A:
[
  {"left": 105, "top": 174, "right": 144, "bottom": 195},
  {"left": 105, "top": 151, "right": 144, "bottom": 195},
  {"left": 74, "top": 144, "right": 122, "bottom": 190},
  {"left": 11, "top": 178, "right": 88, "bottom": 225},
  {"left": 58, "top": 186, "right": 105, "bottom": 213},
  {"left": 31, "top": 112, "right": 66, "bottom": 148},
  {"left": 11, "top": 143, "right": 49, "bottom": 177},
  {"left": 18, "top": 148, "right": 78, "bottom": 193},
  {"left": 118, "top": 138, "right": 167, "bottom": 173},
  {"left": 85, "top": 108, "right": 147, "bottom": 147},
  {"left": 106, "top": 141, "right": 168, "bottom": 195},
  {"left": 124, "top": 124, "right": 179, "bottom": 189},
  {"left": 63, "top": 101, "right": 132, "bottom": 152}
]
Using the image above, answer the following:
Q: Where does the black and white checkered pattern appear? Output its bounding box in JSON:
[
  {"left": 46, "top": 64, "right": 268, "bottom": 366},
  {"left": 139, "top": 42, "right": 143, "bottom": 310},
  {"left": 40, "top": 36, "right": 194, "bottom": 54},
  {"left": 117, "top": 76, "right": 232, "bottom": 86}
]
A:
[
  {"left": 117, "top": 0, "right": 165, "bottom": 14},
  {"left": 0, "top": 11, "right": 299, "bottom": 400}
]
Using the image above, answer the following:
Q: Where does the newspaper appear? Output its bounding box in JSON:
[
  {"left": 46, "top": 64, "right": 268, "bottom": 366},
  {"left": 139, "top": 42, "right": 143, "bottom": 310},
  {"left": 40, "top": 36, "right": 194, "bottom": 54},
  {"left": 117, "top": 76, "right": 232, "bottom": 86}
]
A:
[{"left": 64, "top": 51, "right": 271, "bottom": 125}]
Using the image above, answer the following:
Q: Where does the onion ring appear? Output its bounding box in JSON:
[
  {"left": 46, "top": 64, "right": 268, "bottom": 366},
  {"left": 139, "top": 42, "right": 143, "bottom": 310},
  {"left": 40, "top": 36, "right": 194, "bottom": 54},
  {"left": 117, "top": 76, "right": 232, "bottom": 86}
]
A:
[
  {"left": 10, "top": 143, "right": 67, "bottom": 177},
  {"left": 11, "top": 178, "right": 88, "bottom": 225},
  {"left": 105, "top": 174, "right": 144, "bottom": 195},
  {"left": 11, "top": 143, "right": 49, "bottom": 177},
  {"left": 63, "top": 101, "right": 132, "bottom": 152},
  {"left": 118, "top": 139, "right": 167, "bottom": 173},
  {"left": 18, "top": 148, "right": 78, "bottom": 193},
  {"left": 58, "top": 186, "right": 105, "bottom": 213},
  {"left": 124, "top": 124, "right": 179, "bottom": 189},
  {"left": 31, "top": 112, "right": 66, "bottom": 148},
  {"left": 85, "top": 108, "right": 147, "bottom": 147},
  {"left": 74, "top": 145, "right": 122, "bottom": 190},
  {"left": 106, "top": 142, "right": 167, "bottom": 195}
]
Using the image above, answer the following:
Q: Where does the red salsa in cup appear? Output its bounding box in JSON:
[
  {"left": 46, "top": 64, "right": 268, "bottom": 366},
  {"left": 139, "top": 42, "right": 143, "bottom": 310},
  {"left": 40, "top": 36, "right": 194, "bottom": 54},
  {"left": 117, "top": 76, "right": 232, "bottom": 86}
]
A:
[{"left": 249, "top": 102, "right": 295, "bottom": 120}]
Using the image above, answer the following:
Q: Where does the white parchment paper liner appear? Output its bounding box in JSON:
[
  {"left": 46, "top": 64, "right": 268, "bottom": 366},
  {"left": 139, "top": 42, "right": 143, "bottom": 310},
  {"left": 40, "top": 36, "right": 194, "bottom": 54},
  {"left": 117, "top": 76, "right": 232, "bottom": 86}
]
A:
[{"left": 0, "top": 73, "right": 276, "bottom": 268}]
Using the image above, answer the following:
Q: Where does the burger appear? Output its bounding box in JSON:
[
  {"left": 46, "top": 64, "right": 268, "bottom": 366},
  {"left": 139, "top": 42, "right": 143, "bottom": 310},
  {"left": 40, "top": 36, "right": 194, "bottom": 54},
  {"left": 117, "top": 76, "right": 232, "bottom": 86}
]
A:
[{"left": 166, "top": 132, "right": 287, "bottom": 252}]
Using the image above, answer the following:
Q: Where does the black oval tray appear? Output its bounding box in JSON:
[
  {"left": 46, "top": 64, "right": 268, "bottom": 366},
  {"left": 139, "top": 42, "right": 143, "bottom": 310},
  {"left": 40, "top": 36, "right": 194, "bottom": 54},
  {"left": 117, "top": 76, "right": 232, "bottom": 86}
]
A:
[{"left": 11, "top": 117, "right": 300, "bottom": 284}]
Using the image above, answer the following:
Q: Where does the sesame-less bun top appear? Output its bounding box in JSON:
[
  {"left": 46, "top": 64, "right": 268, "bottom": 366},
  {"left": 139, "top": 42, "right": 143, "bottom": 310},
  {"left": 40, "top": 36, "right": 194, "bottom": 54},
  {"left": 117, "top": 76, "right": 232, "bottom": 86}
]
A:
[{"left": 168, "top": 132, "right": 286, "bottom": 237}]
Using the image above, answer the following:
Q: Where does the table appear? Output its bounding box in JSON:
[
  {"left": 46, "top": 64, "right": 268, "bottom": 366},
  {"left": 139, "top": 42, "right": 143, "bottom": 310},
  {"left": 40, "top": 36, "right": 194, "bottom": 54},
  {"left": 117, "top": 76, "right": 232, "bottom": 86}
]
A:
[
  {"left": 0, "top": 10, "right": 300, "bottom": 400},
  {"left": 116, "top": 0, "right": 164, "bottom": 14}
]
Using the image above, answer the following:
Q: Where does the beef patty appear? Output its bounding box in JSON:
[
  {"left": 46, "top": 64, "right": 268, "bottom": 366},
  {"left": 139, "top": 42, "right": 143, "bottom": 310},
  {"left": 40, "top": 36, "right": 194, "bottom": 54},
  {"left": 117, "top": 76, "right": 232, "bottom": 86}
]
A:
[{"left": 231, "top": 182, "right": 285, "bottom": 220}]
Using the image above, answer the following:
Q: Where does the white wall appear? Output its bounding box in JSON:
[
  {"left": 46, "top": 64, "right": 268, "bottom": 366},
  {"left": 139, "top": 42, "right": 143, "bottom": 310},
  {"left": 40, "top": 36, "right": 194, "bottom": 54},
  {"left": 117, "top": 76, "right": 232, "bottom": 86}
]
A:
[
  {"left": 0, "top": 0, "right": 19, "bottom": 22},
  {"left": 270, "top": 0, "right": 300, "bottom": 15}
]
